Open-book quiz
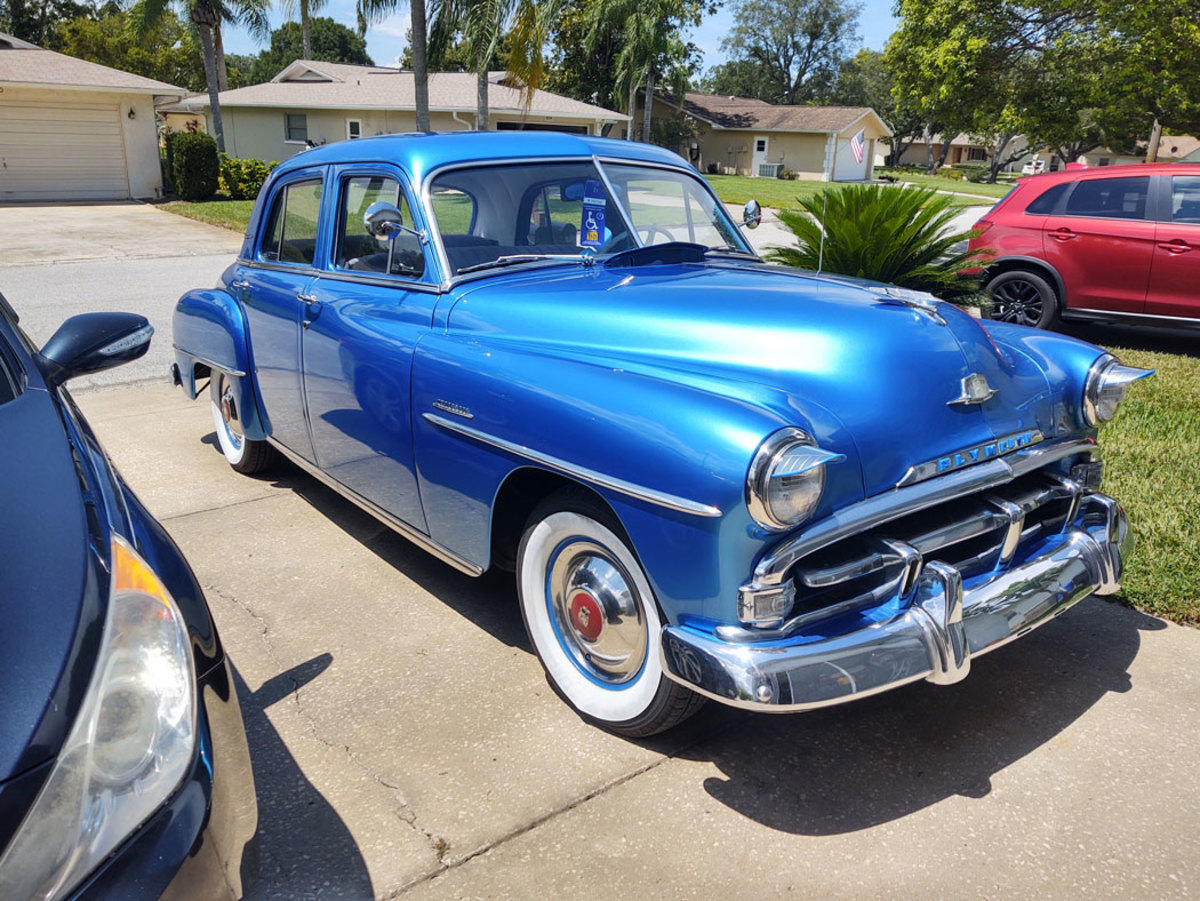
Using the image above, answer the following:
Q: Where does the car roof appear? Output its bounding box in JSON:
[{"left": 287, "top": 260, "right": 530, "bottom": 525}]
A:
[
  {"left": 1019, "top": 162, "right": 1200, "bottom": 184},
  {"left": 275, "top": 131, "right": 692, "bottom": 181}
]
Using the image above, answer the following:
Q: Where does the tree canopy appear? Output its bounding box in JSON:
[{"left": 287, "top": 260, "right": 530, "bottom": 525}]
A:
[{"left": 248, "top": 17, "right": 373, "bottom": 83}]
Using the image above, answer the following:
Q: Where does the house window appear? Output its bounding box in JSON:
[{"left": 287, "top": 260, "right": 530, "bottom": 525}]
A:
[
  {"left": 285, "top": 113, "right": 308, "bottom": 143},
  {"left": 755, "top": 139, "right": 767, "bottom": 152},
  {"left": 1098, "top": 158, "right": 1110, "bottom": 166},
  {"left": 968, "top": 147, "right": 987, "bottom": 161},
  {"left": 347, "top": 119, "right": 362, "bottom": 140}
]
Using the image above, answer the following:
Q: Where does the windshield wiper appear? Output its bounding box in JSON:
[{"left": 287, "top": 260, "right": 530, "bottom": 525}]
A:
[
  {"left": 705, "top": 244, "right": 757, "bottom": 257},
  {"left": 456, "top": 253, "right": 593, "bottom": 275}
]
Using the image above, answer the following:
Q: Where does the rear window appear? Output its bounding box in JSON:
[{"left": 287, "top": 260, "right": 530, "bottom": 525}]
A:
[
  {"left": 261, "top": 178, "right": 323, "bottom": 265},
  {"left": 1171, "top": 176, "right": 1200, "bottom": 223},
  {"left": 1025, "top": 182, "right": 1068, "bottom": 214},
  {"left": 1064, "top": 176, "right": 1149, "bottom": 220}
]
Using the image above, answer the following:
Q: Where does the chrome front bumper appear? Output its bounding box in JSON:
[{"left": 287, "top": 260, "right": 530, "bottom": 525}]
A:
[{"left": 659, "top": 493, "right": 1131, "bottom": 711}]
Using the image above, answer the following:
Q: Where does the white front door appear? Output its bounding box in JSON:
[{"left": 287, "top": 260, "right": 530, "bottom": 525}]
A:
[{"left": 751, "top": 135, "right": 769, "bottom": 177}]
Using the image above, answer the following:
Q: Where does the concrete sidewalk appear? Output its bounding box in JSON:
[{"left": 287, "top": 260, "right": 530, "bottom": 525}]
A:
[{"left": 74, "top": 380, "right": 1200, "bottom": 900}]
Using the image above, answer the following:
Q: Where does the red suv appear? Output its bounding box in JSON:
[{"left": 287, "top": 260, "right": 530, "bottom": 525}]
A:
[{"left": 969, "top": 163, "right": 1200, "bottom": 329}]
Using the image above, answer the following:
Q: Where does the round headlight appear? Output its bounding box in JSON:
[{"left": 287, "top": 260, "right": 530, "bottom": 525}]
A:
[
  {"left": 746, "top": 428, "right": 845, "bottom": 531},
  {"left": 1082, "top": 354, "right": 1153, "bottom": 426}
]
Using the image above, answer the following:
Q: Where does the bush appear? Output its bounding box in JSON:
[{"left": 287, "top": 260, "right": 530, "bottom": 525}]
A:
[
  {"left": 764, "top": 184, "right": 987, "bottom": 297},
  {"left": 219, "top": 156, "right": 276, "bottom": 201},
  {"left": 777, "top": 167, "right": 796, "bottom": 180},
  {"left": 171, "top": 132, "right": 219, "bottom": 201},
  {"left": 706, "top": 162, "right": 719, "bottom": 174}
]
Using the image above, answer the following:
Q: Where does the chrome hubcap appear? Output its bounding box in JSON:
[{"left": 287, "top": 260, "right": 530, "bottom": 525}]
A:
[
  {"left": 217, "top": 378, "right": 243, "bottom": 448},
  {"left": 549, "top": 541, "right": 647, "bottom": 684}
]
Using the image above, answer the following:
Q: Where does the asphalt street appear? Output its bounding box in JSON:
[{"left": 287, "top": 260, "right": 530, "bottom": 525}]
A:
[{"left": 9, "top": 202, "right": 1200, "bottom": 899}]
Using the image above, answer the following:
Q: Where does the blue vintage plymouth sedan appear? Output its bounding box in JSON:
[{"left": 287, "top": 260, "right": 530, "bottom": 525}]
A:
[{"left": 172, "top": 132, "right": 1149, "bottom": 736}]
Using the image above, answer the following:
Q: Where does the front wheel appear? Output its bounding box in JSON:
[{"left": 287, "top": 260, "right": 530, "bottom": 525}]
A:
[
  {"left": 517, "top": 493, "right": 704, "bottom": 737},
  {"left": 210, "top": 371, "right": 277, "bottom": 474},
  {"left": 984, "top": 269, "right": 1059, "bottom": 329}
]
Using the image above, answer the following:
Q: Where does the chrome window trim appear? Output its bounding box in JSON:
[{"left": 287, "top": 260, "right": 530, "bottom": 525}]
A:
[
  {"left": 267, "top": 437, "right": 484, "bottom": 576},
  {"left": 422, "top": 412, "right": 722, "bottom": 518},
  {"left": 747, "top": 436, "right": 1097, "bottom": 590}
]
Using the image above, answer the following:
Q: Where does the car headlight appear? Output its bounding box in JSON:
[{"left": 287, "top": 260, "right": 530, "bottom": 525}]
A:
[
  {"left": 1082, "top": 354, "right": 1153, "bottom": 427},
  {"left": 746, "top": 427, "right": 846, "bottom": 532},
  {"left": 0, "top": 536, "right": 196, "bottom": 901}
]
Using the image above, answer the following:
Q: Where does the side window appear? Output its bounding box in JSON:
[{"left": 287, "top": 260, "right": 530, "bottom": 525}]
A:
[
  {"left": 1171, "top": 176, "right": 1200, "bottom": 224},
  {"left": 260, "top": 179, "right": 323, "bottom": 265},
  {"left": 1064, "top": 176, "right": 1149, "bottom": 220},
  {"left": 1025, "top": 182, "right": 1068, "bottom": 215},
  {"left": 336, "top": 174, "right": 425, "bottom": 278}
]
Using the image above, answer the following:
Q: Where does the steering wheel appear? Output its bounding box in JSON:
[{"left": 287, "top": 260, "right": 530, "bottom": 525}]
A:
[{"left": 637, "top": 225, "right": 674, "bottom": 246}]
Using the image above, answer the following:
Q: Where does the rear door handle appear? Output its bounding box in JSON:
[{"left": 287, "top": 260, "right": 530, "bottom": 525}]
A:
[
  {"left": 298, "top": 293, "right": 322, "bottom": 328},
  {"left": 1048, "top": 228, "right": 1076, "bottom": 242},
  {"left": 1158, "top": 240, "right": 1192, "bottom": 254}
]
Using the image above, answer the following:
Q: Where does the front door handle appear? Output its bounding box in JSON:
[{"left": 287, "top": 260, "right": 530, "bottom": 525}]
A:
[
  {"left": 1048, "top": 228, "right": 1076, "bottom": 242},
  {"left": 230, "top": 279, "right": 250, "bottom": 295},
  {"left": 298, "top": 293, "right": 322, "bottom": 329},
  {"left": 1158, "top": 240, "right": 1192, "bottom": 254}
]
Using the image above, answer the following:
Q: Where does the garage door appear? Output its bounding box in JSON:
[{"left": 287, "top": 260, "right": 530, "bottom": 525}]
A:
[
  {"left": 0, "top": 100, "right": 130, "bottom": 201},
  {"left": 834, "top": 137, "right": 870, "bottom": 181}
]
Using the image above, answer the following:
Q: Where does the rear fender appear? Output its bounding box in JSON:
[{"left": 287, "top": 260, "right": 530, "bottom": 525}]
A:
[{"left": 172, "top": 289, "right": 268, "bottom": 441}]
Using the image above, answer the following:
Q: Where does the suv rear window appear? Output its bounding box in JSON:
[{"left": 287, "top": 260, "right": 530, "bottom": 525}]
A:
[
  {"left": 1064, "top": 176, "right": 1149, "bottom": 220},
  {"left": 1025, "top": 182, "right": 1068, "bottom": 214}
]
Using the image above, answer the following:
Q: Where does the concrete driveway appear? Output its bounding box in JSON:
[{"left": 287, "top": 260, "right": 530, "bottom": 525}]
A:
[{"left": 72, "top": 381, "right": 1200, "bottom": 900}]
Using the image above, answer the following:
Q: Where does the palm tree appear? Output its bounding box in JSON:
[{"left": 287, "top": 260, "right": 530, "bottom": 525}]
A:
[
  {"left": 583, "top": 0, "right": 687, "bottom": 142},
  {"left": 132, "top": 0, "right": 269, "bottom": 151},
  {"left": 434, "top": 0, "right": 560, "bottom": 129},
  {"left": 360, "top": 0, "right": 432, "bottom": 131},
  {"left": 280, "top": 0, "right": 326, "bottom": 58}
]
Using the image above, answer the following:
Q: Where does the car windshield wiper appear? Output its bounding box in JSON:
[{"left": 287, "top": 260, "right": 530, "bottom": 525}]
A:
[
  {"left": 705, "top": 244, "right": 757, "bottom": 257},
  {"left": 456, "top": 253, "right": 593, "bottom": 275}
]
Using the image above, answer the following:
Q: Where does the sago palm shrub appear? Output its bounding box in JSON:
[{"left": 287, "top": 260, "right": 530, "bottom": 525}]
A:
[{"left": 765, "top": 184, "right": 986, "bottom": 297}]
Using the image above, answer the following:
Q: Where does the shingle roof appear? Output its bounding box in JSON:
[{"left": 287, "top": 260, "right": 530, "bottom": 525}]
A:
[
  {"left": 679, "top": 92, "right": 876, "bottom": 133},
  {"left": 165, "top": 60, "right": 626, "bottom": 120},
  {"left": 0, "top": 31, "right": 186, "bottom": 95}
]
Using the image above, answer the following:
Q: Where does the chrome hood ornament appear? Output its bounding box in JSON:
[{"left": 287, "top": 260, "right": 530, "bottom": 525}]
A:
[
  {"left": 948, "top": 373, "right": 998, "bottom": 407},
  {"left": 865, "top": 285, "right": 946, "bottom": 326}
]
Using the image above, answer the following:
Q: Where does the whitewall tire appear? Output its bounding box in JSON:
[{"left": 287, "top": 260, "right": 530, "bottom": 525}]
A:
[{"left": 210, "top": 371, "right": 276, "bottom": 474}]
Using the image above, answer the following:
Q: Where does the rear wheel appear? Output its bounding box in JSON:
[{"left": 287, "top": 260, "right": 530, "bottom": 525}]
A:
[
  {"left": 984, "top": 269, "right": 1059, "bottom": 329},
  {"left": 517, "top": 491, "right": 704, "bottom": 737},
  {"left": 211, "top": 371, "right": 277, "bottom": 474}
]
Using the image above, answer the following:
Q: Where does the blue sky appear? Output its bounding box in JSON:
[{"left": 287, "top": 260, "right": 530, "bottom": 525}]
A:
[{"left": 221, "top": 0, "right": 898, "bottom": 77}]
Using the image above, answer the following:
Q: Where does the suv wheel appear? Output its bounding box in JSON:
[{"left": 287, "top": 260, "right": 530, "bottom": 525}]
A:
[{"left": 985, "top": 270, "right": 1059, "bottom": 330}]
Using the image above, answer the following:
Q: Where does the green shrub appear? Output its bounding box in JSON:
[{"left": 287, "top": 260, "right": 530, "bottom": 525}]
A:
[
  {"left": 777, "top": 167, "right": 796, "bottom": 180},
  {"left": 764, "top": 184, "right": 986, "bottom": 297},
  {"left": 171, "top": 132, "right": 219, "bottom": 201},
  {"left": 219, "top": 156, "right": 276, "bottom": 201}
]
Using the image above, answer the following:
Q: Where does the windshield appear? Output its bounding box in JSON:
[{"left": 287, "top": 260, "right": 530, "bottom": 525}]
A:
[{"left": 426, "top": 160, "right": 754, "bottom": 276}]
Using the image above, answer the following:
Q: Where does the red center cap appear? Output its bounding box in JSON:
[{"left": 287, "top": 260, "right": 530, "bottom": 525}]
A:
[{"left": 569, "top": 591, "right": 603, "bottom": 642}]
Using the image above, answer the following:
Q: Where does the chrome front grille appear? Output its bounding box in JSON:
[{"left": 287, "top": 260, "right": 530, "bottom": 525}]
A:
[{"left": 787, "top": 470, "right": 1086, "bottom": 627}]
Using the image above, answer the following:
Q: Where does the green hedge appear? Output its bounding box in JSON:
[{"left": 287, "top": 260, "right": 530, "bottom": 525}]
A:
[
  {"left": 219, "top": 156, "right": 277, "bottom": 201},
  {"left": 170, "top": 132, "right": 219, "bottom": 201}
]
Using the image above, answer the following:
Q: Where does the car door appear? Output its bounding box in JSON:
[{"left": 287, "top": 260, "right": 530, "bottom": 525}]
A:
[
  {"left": 1041, "top": 174, "right": 1155, "bottom": 314},
  {"left": 1145, "top": 173, "right": 1200, "bottom": 319},
  {"left": 302, "top": 167, "right": 438, "bottom": 531},
  {"left": 237, "top": 169, "right": 326, "bottom": 462}
]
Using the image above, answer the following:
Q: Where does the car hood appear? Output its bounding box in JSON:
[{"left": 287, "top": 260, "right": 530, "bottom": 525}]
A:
[
  {"left": 446, "top": 262, "right": 1059, "bottom": 495},
  {"left": 0, "top": 386, "right": 92, "bottom": 782}
]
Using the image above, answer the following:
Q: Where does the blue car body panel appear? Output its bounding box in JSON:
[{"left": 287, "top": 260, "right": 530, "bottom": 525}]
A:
[{"left": 172, "top": 131, "right": 1117, "bottom": 642}]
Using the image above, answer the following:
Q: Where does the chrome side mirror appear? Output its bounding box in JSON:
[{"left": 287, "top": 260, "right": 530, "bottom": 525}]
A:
[
  {"left": 364, "top": 201, "right": 404, "bottom": 239},
  {"left": 742, "top": 199, "right": 762, "bottom": 230}
]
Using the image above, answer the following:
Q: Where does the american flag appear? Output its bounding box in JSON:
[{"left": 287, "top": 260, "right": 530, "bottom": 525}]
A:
[{"left": 850, "top": 129, "right": 866, "bottom": 165}]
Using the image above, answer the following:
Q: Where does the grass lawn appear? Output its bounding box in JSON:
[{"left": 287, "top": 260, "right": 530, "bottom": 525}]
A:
[
  {"left": 162, "top": 199, "right": 254, "bottom": 232},
  {"left": 158, "top": 198, "right": 1197, "bottom": 625},
  {"left": 880, "top": 171, "right": 1015, "bottom": 200},
  {"left": 1097, "top": 344, "right": 1200, "bottom": 624},
  {"left": 702, "top": 174, "right": 998, "bottom": 211}
]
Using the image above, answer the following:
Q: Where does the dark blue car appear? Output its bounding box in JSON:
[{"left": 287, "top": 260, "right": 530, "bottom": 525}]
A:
[
  {"left": 0, "top": 296, "right": 255, "bottom": 898},
  {"left": 173, "top": 132, "right": 1150, "bottom": 737}
]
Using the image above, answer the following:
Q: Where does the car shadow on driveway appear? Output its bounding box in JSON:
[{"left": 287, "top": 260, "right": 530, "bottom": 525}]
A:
[
  {"left": 232, "top": 656, "right": 374, "bottom": 900},
  {"left": 676, "top": 597, "right": 1163, "bottom": 834}
]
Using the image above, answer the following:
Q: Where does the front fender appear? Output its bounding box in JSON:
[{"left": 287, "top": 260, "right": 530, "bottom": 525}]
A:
[{"left": 172, "top": 288, "right": 268, "bottom": 441}]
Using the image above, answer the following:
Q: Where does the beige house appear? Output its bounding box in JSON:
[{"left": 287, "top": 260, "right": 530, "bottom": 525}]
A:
[
  {"left": 0, "top": 32, "right": 185, "bottom": 201},
  {"left": 894, "top": 133, "right": 1034, "bottom": 172},
  {"left": 162, "top": 61, "right": 628, "bottom": 162},
  {"left": 644, "top": 92, "right": 891, "bottom": 181}
]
